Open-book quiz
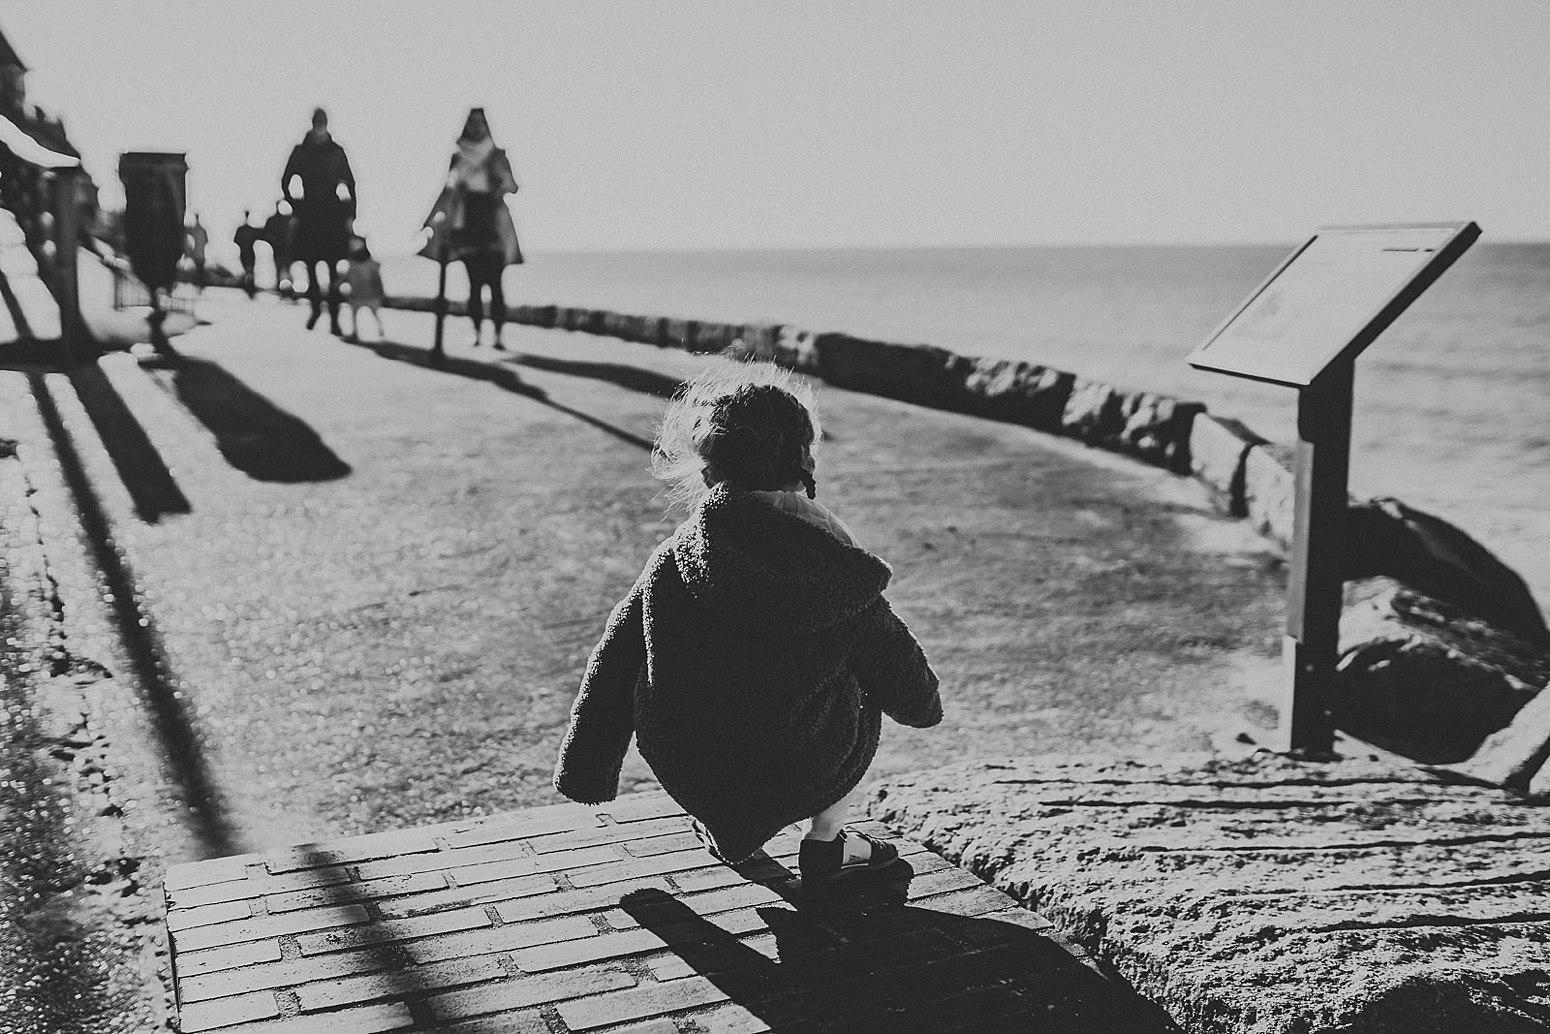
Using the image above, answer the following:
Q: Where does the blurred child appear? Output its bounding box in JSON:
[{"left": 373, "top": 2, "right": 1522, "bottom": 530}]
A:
[
  {"left": 554, "top": 360, "right": 942, "bottom": 882},
  {"left": 342, "top": 235, "right": 384, "bottom": 342}
]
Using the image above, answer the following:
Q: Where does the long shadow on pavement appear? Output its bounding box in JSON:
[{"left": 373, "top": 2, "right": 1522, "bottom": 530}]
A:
[
  {"left": 351, "top": 338, "right": 654, "bottom": 450},
  {"left": 498, "top": 352, "right": 683, "bottom": 399},
  {"left": 27, "top": 371, "right": 242, "bottom": 859},
  {"left": 160, "top": 357, "right": 351, "bottom": 482},
  {"left": 618, "top": 864, "right": 1180, "bottom": 1033},
  {"left": 500, "top": 347, "right": 844, "bottom": 444},
  {"left": 67, "top": 362, "right": 191, "bottom": 522}
]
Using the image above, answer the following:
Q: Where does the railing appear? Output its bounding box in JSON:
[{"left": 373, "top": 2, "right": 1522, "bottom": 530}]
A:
[{"left": 99, "top": 247, "right": 196, "bottom": 315}]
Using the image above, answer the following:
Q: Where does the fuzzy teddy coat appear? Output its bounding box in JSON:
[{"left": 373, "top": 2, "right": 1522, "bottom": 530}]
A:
[{"left": 553, "top": 484, "right": 941, "bottom": 862}]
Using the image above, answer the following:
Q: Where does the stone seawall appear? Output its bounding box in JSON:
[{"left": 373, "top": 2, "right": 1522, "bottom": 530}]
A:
[{"left": 381, "top": 292, "right": 1550, "bottom": 774}]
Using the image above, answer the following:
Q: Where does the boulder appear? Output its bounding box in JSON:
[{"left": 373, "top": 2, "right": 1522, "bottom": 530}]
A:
[
  {"left": 1060, "top": 376, "right": 1127, "bottom": 443},
  {"left": 811, "top": 333, "right": 957, "bottom": 407},
  {"left": 599, "top": 310, "right": 633, "bottom": 340},
  {"left": 867, "top": 754, "right": 1550, "bottom": 1034},
  {"left": 1061, "top": 378, "right": 1204, "bottom": 473},
  {"left": 1187, "top": 413, "right": 1266, "bottom": 515},
  {"left": 1240, "top": 443, "right": 1296, "bottom": 550},
  {"left": 960, "top": 357, "right": 1074, "bottom": 433},
  {"left": 773, "top": 325, "right": 820, "bottom": 375},
  {"left": 634, "top": 315, "right": 667, "bottom": 347},
  {"left": 732, "top": 322, "right": 781, "bottom": 362},
  {"left": 1335, "top": 577, "right": 1550, "bottom": 764},
  {"left": 663, "top": 318, "right": 698, "bottom": 350},
  {"left": 688, "top": 321, "right": 741, "bottom": 355},
  {"left": 1346, "top": 497, "right": 1548, "bottom": 643}
]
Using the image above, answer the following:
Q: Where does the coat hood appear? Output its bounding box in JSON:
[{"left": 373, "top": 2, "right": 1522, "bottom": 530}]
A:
[{"left": 671, "top": 485, "right": 890, "bottom": 636}]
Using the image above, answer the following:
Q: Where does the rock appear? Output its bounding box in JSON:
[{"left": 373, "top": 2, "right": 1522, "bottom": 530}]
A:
[
  {"left": 1061, "top": 378, "right": 1204, "bottom": 473},
  {"left": 1449, "top": 679, "right": 1550, "bottom": 791},
  {"left": 866, "top": 754, "right": 1550, "bottom": 1034},
  {"left": 523, "top": 304, "right": 558, "bottom": 328},
  {"left": 960, "top": 357, "right": 1074, "bottom": 433},
  {"left": 1335, "top": 577, "right": 1550, "bottom": 764},
  {"left": 1347, "top": 497, "right": 1548, "bottom": 643},
  {"left": 773, "top": 325, "right": 820, "bottom": 375},
  {"left": 732, "top": 322, "right": 781, "bottom": 362},
  {"left": 812, "top": 332, "right": 957, "bottom": 407},
  {"left": 1241, "top": 443, "right": 1296, "bottom": 551},
  {"left": 599, "top": 310, "right": 633, "bottom": 339},
  {"left": 688, "top": 321, "right": 741, "bottom": 354},
  {"left": 1188, "top": 413, "right": 1266, "bottom": 516},
  {"left": 663, "top": 318, "right": 698, "bottom": 350},
  {"left": 634, "top": 315, "right": 666, "bottom": 346}
]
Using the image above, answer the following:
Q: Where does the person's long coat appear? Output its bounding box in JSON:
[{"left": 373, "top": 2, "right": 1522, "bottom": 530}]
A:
[
  {"left": 281, "top": 136, "right": 355, "bottom": 263},
  {"left": 417, "top": 147, "right": 523, "bottom": 266},
  {"left": 554, "top": 485, "right": 942, "bottom": 862}
]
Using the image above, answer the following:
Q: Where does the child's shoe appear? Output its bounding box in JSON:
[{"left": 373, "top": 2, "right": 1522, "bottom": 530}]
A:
[
  {"left": 798, "top": 829, "right": 898, "bottom": 882},
  {"left": 690, "top": 817, "right": 730, "bottom": 863}
]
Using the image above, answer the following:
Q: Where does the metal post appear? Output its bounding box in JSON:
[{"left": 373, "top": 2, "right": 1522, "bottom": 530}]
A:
[
  {"left": 432, "top": 242, "right": 449, "bottom": 362},
  {"left": 1279, "top": 358, "right": 1353, "bottom": 754},
  {"left": 50, "top": 166, "right": 85, "bottom": 365}
]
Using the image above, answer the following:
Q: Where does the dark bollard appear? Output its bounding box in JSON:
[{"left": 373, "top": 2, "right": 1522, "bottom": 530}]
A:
[{"left": 118, "top": 151, "right": 187, "bottom": 360}]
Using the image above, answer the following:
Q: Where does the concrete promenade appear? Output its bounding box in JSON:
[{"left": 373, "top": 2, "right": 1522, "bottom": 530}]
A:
[{"left": 1, "top": 288, "right": 1295, "bottom": 1030}]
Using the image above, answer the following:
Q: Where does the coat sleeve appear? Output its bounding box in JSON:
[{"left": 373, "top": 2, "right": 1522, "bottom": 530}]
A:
[
  {"left": 280, "top": 146, "right": 300, "bottom": 201},
  {"left": 849, "top": 599, "right": 942, "bottom": 728},
  {"left": 340, "top": 149, "right": 357, "bottom": 214},
  {"left": 553, "top": 587, "right": 646, "bottom": 803},
  {"left": 492, "top": 149, "right": 519, "bottom": 195}
]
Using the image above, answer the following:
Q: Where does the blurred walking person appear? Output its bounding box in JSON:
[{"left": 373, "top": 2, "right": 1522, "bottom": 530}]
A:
[
  {"left": 185, "top": 213, "right": 208, "bottom": 291},
  {"left": 419, "top": 107, "right": 522, "bottom": 349},
  {"left": 282, "top": 107, "right": 356, "bottom": 334},
  {"left": 233, "top": 210, "right": 260, "bottom": 298},
  {"left": 263, "top": 201, "right": 295, "bottom": 297}
]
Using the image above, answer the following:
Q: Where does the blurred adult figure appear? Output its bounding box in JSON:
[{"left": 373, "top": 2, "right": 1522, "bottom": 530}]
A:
[
  {"left": 185, "top": 212, "right": 208, "bottom": 291},
  {"left": 419, "top": 107, "right": 522, "bottom": 349},
  {"left": 282, "top": 107, "right": 356, "bottom": 334},
  {"left": 262, "top": 201, "right": 295, "bottom": 297},
  {"left": 233, "top": 209, "right": 260, "bottom": 298}
]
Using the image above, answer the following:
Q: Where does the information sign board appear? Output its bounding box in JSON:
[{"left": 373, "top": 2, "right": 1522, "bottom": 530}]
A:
[{"left": 1189, "top": 222, "right": 1480, "bottom": 387}]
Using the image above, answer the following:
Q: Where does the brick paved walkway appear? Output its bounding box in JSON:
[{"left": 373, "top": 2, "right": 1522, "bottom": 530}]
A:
[{"left": 164, "top": 791, "right": 1176, "bottom": 1033}]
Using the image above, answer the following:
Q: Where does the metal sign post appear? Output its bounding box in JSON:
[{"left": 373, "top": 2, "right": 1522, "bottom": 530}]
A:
[
  {"left": 1282, "top": 358, "right": 1353, "bottom": 751},
  {"left": 1189, "top": 222, "right": 1480, "bottom": 753}
]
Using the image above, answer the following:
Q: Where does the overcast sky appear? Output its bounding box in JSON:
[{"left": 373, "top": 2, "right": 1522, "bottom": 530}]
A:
[{"left": 5, "top": 2, "right": 1547, "bottom": 253}]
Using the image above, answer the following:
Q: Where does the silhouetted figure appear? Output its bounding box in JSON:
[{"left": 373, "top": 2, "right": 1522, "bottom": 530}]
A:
[
  {"left": 282, "top": 107, "right": 356, "bottom": 334},
  {"left": 342, "top": 234, "right": 384, "bottom": 343},
  {"left": 184, "top": 212, "right": 208, "bottom": 292},
  {"left": 419, "top": 107, "right": 522, "bottom": 349},
  {"left": 233, "top": 209, "right": 260, "bottom": 299},
  {"left": 554, "top": 362, "right": 942, "bottom": 881},
  {"left": 262, "top": 201, "right": 295, "bottom": 297}
]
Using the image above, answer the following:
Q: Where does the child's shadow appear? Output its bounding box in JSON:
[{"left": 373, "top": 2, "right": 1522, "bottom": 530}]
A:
[{"left": 618, "top": 863, "right": 1179, "bottom": 1032}]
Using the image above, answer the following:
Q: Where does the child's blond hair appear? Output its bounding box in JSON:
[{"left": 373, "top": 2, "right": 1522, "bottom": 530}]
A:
[{"left": 652, "top": 359, "right": 823, "bottom": 517}]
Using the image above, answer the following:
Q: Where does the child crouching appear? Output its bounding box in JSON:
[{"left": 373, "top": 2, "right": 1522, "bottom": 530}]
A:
[{"left": 553, "top": 360, "right": 941, "bottom": 881}]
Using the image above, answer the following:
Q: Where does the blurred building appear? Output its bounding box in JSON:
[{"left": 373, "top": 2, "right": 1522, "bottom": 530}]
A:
[
  {"left": 0, "top": 22, "right": 101, "bottom": 248},
  {"left": 0, "top": 21, "right": 100, "bottom": 349}
]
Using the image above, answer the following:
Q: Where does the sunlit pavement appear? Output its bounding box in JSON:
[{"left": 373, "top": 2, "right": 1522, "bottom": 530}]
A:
[{"left": 2, "top": 286, "right": 1288, "bottom": 1030}]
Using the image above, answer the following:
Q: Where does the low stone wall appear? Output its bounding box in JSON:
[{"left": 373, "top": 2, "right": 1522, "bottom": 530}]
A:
[
  {"left": 382, "top": 292, "right": 1550, "bottom": 775},
  {"left": 381, "top": 295, "right": 1546, "bottom": 625}
]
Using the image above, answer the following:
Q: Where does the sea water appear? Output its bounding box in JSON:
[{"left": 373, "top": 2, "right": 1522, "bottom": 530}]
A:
[{"left": 377, "top": 243, "right": 1549, "bottom": 614}]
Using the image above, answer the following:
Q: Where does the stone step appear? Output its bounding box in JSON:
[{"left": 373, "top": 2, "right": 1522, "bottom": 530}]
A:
[{"left": 163, "top": 791, "right": 1175, "bottom": 1033}]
